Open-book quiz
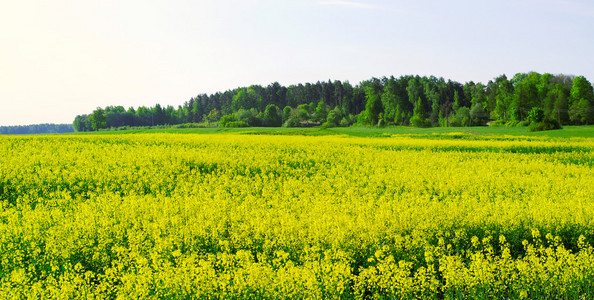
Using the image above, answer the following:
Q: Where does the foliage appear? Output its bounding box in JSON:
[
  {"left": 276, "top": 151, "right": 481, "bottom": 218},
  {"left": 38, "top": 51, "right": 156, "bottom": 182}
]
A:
[
  {"left": 324, "top": 107, "right": 343, "bottom": 127},
  {"left": 219, "top": 113, "right": 237, "bottom": 128},
  {"left": 220, "top": 110, "right": 260, "bottom": 128},
  {"left": 73, "top": 73, "right": 594, "bottom": 131},
  {"left": 73, "top": 115, "right": 93, "bottom": 132},
  {"left": 224, "top": 121, "right": 248, "bottom": 128},
  {"left": 409, "top": 115, "right": 431, "bottom": 128},
  {"left": 263, "top": 104, "right": 282, "bottom": 127},
  {"left": 89, "top": 107, "right": 107, "bottom": 131},
  {"left": 410, "top": 97, "right": 431, "bottom": 127},
  {"left": 282, "top": 106, "right": 291, "bottom": 124},
  {"left": 231, "top": 88, "right": 263, "bottom": 112},
  {"left": 235, "top": 109, "right": 261, "bottom": 127},
  {"left": 204, "top": 108, "right": 221, "bottom": 123},
  {"left": 527, "top": 108, "right": 561, "bottom": 132},
  {"left": 450, "top": 107, "right": 471, "bottom": 127},
  {"left": 339, "top": 115, "right": 354, "bottom": 127},
  {"left": 569, "top": 76, "right": 594, "bottom": 125},
  {"left": 172, "top": 122, "right": 212, "bottom": 129},
  {"left": 0, "top": 124, "right": 74, "bottom": 135},
  {"left": 313, "top": 101, "right": 327, "bottom": 123},
  {"left": 527, "top": 119, "right": 562, "bottom": 132},
  {"left": 528, "top": 107, "right": 545, "bottom": 123},
  {"left": 470, "top": 102, "right": 488, "bottom": 126},
  {"left": 283, "top": 105, "right": 315, "bottom": 127},
  {"left": 363, "top": 85, "right": 383, "bottom": 125}
]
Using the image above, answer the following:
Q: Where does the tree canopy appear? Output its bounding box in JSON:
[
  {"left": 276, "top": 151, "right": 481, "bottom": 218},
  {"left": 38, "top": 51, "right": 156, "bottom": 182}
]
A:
[
  {"left": 73, "top": 72, "right": 594, "bottom": 131},
  {"left": 0, "top": 124, "right": 74, "bottom": 135}
]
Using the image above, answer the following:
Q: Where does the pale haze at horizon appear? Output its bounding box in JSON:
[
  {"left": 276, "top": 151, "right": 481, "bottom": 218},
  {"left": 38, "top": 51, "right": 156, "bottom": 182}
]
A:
[{"left": 1, "top": 0, "right": 593, "bottom": 126}]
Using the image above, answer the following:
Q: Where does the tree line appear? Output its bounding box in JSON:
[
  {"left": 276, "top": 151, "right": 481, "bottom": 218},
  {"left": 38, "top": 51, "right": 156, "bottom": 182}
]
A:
[
  {"left": 0, "top": 124, "right": 74, "bottom": 135},
  {"left": 73, "top": 72, "right": 594, "bottom": 131}
]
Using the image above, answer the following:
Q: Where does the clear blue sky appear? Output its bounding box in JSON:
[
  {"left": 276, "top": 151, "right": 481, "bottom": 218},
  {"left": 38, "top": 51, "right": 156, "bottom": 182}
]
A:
[{"left": 1, "top": 0, "right": 593, "bottom": 126}]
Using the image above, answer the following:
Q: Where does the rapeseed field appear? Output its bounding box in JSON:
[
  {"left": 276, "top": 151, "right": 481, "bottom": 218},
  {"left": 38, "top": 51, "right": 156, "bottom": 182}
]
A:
[{"left": 1, "top": 133, "right": 593, "bottom": 299}]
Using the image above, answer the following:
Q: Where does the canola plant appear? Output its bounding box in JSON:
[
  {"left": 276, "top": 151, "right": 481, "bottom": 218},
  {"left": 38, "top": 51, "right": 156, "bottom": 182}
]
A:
[{"left": 0, "top": 133, "right": 593, "bottom": 299}]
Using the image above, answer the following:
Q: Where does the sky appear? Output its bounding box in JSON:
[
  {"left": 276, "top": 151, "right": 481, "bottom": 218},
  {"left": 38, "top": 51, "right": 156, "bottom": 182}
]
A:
[{"left": 1, "top": 0, "right": 593, "bottom": 126}]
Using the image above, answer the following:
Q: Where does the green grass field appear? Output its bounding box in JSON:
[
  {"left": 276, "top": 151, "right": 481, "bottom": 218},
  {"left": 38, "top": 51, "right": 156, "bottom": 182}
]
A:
[{"left": 85, "top": 125, "right": 594, "bottom": 139}]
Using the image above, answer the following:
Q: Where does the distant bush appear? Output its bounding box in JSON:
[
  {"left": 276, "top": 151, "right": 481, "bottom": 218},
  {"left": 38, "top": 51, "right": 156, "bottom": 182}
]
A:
[
  {"left": 528, "top": 107, "right": 545, "bottom": 123},
  {"left": 172, "top": 123, "right": 211, "bottom": 129},
  {"left": 528, "top": 119, "right": 562, "bottom": 132},
  {"left": 219, "top": 114, "right": 236, "bottom": 128},
  {"left": 525, "top": 107, "right": 561, "bottom": 131},
  {"left": 340, "top": 117, "right": 352, "bottom": 127},
  {"left": 410, "top": 115, "right": 432, "bottom": 128},
  {"left": 283, "top": 106, "right": 313, "bottom": 128},
  {"left": 284, "top": 118, "right": 300, "bottom": 128},
  {"left": 326, "top": 108, "right": 342, "bottom": 127},
  {"left": 449, "top": 107, "right": 470, "bottom": 127},
  {"left": 470, "top": 103, "right": 489, "bottom": 126},
  {"left": 356, "top": 112, "right": 368, "bottom": 125},
  {"left": 223, "top": 121, "right": 248, "bottom": 128},
  {"left": 99, "top": 125, "right": 171, "bottom": 131}
]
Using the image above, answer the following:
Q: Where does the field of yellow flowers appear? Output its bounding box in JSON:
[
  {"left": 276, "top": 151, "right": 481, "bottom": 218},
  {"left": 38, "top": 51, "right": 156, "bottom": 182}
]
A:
[{"left": 1, "top": 132, "right": 593, "bottom": 299}]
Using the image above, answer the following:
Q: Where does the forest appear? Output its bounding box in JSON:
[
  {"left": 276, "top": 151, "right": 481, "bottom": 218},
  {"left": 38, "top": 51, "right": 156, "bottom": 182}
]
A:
[
  {"left": 0, "top": 124, "right": 74, "bottom": 135},
  {"left": 72, "top": 72, "right": 594, "bottom": 131}
]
